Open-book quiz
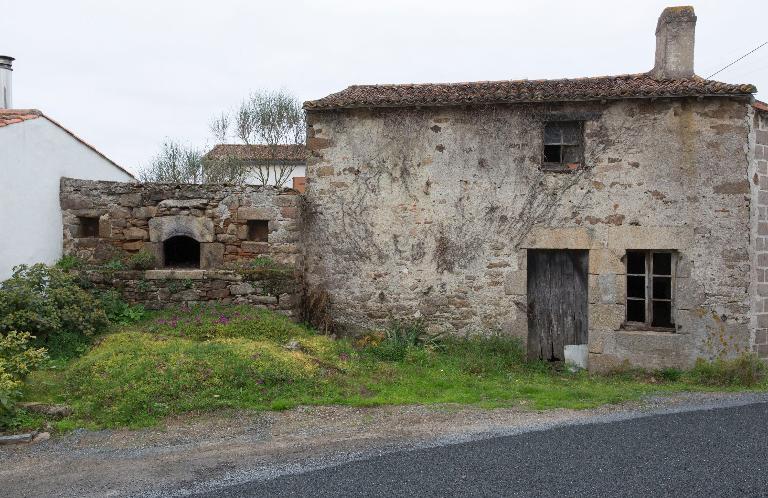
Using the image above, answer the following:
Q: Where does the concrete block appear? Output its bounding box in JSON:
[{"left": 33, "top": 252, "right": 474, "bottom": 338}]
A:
[{"left": 564, "top": 344, "right": 588, "bottom": 370}]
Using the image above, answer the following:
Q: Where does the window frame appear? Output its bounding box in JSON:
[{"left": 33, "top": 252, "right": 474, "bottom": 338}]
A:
[
  {"left": 541, "top": 120, "right": 584, "bottom": 173},
  {"left": 624, "top": 250, "right": 677, "bottom": 331}
]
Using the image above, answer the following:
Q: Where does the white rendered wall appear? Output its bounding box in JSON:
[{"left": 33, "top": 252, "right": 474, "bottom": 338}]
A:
[
  {"left": 244, "top": 164, "right": 306, "bottom": 187},
  {"left": 0, "top": 118, "right": 134, "bottom": 280}
]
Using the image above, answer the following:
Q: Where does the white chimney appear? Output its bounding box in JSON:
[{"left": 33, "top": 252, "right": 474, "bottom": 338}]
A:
[
  {"left": 0, "top": 55, "right": 13, "bottom": 109},
  {"left": 651, "top": 6, "right": 696, "bottom": 80}
]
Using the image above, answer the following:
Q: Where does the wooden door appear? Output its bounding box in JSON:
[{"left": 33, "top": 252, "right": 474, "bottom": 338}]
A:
[{"left": 526, "top": 250, "right": 589, "bottom": 361}]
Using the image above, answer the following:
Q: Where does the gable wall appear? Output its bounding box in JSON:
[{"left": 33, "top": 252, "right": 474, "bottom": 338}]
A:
[{"left": 0, "top": 118, "right": 133, "bottom": 280}]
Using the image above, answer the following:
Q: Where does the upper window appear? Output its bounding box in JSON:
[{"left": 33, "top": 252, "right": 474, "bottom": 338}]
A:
[
  {"left": 542, "top": 121, "right": 583, "bottom": 172},
  {"left": 78, "top": 217, "right": 99, "bottom": 238},
  {"left": 626, "top": 250, "right": 676, "bottom": 329}
]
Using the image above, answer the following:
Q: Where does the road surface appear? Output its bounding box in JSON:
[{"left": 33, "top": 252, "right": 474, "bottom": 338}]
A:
[{"left": 199, "top": 401, "right": 768, "bottom": 497}]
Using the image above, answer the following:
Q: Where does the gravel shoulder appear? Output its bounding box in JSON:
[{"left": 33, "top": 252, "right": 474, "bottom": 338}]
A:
[{"left": 2, "top": 392, "right": 767, "bottom": 498}]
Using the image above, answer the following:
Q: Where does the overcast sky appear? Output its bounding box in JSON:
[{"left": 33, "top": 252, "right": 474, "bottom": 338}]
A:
[{"left": 4, "top": 0, "right": 767, "bottom": 175}]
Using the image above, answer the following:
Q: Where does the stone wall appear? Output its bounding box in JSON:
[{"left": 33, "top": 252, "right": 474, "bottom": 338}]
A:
[
  {"left": 303, "top": 97, "right": 755, "bottom": 370},
  {"left": 84, "top": 268, "right": 297, "bottom": 314},
  {"left": 60, "top": 178, "right": 302, "bottom": 312},
  {"left": 751, "top": 107, "right": 768, "bottom": 359},
  {"left": 61, "top": 178, "right": 301, "bottom": 267}
]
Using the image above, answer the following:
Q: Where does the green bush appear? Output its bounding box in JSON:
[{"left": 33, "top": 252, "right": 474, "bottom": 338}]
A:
[
  {"left": 55, "top": 255, "right": 84, "bottom": 271},
  {"left": 0, "top": 332, "right": 48, "bottom": 427},
  {"left": 0, "top": 264, "right": 109, "bottom": 343},
  {"left": 128, "top": 249, "right": 156, "bottom": 270},
  {"left": 366, "top": 320, "right": 443, "bottom": 362},
  {"left": 96, "top": 290, "right": 146, "bottom": 326},
  {"left": 103, "top": 258, "right": 127, "bottom": 271},
  {"left": 687, "top": 354, "right": 767, "bottom": 387}
]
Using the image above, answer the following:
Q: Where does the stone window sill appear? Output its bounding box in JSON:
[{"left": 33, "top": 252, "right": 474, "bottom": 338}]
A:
[{"left": 621, "top": 323, "right": 677, "bottom": 334}]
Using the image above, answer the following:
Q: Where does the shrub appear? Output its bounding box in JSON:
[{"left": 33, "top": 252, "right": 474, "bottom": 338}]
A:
[
  {"left": 251, "top": 256, "right": 277, "bottom": 268},
  {"left": 55, "top": 255, "right": 84, "bottom": 271},
  {"left": 687, "top": 354, "right": 767, "bottom": 387},
  {"left": 128, "top": 249, "right": 156, "bottom": 270},
  {"left": 0, "top": 264, "right": 109, "bottom": 343},
  {"left": 366, "top": 320, "right": 442, "bottom": 362},
  {"left": 0, "top": 332, "right": 48, "bottom": 426},
  {"left": 96, "top": 290, "right": 146, "bottom": 325},
  {"left": 103, "top": 258, "right": 127, "bottom": 271}
]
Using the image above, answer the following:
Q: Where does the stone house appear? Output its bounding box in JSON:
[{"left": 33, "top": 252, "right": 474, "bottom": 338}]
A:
[
  {"left": 204, "top": 144, "right": 308, "bottom": 192},
  {"left": 0, "top": 56, "right": 135, "bottom": 280},
  {"left": 301, "top": 6, "right": 767, "bottom": 369}
]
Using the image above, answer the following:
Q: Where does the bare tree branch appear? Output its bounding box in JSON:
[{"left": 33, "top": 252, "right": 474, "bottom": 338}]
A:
[{"left": 209, "top": 112, "right": 230, "bottom": 143}]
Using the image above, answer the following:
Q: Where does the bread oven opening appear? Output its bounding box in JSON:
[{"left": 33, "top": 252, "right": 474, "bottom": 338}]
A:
[{"left": 163, "top": 236, "right": 200, "bottom": 268}]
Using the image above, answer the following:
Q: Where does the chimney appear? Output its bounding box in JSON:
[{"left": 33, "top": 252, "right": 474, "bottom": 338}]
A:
[
  {"left": 0, "top": 55, "right": 13, "bottom": 109},
  {"left": 651, "top": 6, "right": 696, "bottom": 79}
]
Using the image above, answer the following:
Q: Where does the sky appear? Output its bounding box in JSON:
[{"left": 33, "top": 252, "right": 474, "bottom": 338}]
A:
[{"left": 4, "top": 0, "right": 767, "bottom": 176}]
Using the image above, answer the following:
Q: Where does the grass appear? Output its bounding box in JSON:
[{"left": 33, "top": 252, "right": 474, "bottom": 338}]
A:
[{"left": 14, "top": 304, "right": 768, "bottom": 431}]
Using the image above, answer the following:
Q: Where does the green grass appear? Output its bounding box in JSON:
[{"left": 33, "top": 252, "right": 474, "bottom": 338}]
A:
[{"left": 14, "top": 304, "right": 768, "bottom": 431}]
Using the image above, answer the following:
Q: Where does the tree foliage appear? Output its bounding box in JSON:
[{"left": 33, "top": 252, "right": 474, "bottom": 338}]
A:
[
  {"left": 139, "top": 89, "right": 305, "bottom": 187},
  {"left": 138, "top": 140, "right": 248, "bottom": 185}
]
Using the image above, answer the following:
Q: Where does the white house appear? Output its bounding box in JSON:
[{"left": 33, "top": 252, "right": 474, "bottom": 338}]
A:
[
  {"left": 0, "top": 55, "right": 135, "bottom": 280},
  {"left": 204, "top": 144, "right": 307, "bottom": 191}
]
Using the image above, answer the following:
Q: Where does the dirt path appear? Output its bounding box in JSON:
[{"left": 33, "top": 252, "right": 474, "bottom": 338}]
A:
[{"left": 2, "top": 392, "right": 767, "bottom": 497}]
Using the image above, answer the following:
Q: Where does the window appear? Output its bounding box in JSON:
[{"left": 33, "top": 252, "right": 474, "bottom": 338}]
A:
[
  {"left": 78, "top": 217, "right": 99, "bottom": 238},
  {"left": 542, "top": 121, "right": 583, "bottom": 172},
  {"left": 626, "top": 251, "right": 676, "bottom": 329},
  {"left": 247, "top": 220, "right": 269, "bottom": 242}
]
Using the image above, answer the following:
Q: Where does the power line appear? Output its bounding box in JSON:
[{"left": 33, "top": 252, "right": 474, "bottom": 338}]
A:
[{"left": 707, "top": 41, "right": 768, "bottom": 79}]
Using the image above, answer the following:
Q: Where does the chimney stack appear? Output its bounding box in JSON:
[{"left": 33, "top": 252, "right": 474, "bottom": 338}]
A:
[
  {"left": 651, "top": 6, "right": 696, "bottom": 79},
  {"left": 0, "top": 55, "right": 13, "bottom": 109}
]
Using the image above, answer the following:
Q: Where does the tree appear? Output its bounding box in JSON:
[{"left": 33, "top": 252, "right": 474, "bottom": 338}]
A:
[
  {"left": 232, "top": 89, "right": 306, "bottom": 187},
  {"left": 139, "top": 89, "right": 305, "bottom": 186},
  {"left": 139, "top": 140, "right": 248, "bottom": 185}
]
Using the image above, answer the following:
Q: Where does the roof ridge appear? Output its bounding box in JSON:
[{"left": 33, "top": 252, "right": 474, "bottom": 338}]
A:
[{"left": 304, "top": 73, "right": 756, "bottom": 110}]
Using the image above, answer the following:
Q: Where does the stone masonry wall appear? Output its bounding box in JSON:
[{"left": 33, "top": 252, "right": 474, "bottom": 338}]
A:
[
  {"left": 304, "top": 97, "right": 754, "bottom": 370},
  {"left": 83, "top": 268, "right": 297, "bottom": 313},
  {"left": 60, "top": 178, "right": 301, "bottom": 312},
  {"left": 61, "top": 178, "right": 301, "bottom": 267},
  {"left": 751, "top": 107, "right": 768, "bottom": 359}
]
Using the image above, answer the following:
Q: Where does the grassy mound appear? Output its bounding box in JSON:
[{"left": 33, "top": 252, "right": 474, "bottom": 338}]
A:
[{"left": 18, "top": 305, "right": 768, "bottom": 430}]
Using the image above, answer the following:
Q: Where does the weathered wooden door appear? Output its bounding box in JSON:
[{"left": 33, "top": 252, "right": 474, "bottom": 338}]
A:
[{"left": 527, "top": 250, "right": 589, "bottom": 361}]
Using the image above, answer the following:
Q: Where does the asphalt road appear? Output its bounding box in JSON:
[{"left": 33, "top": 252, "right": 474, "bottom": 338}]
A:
[{"left": 197, "top": 402, "right": 768, "bottom": 497}]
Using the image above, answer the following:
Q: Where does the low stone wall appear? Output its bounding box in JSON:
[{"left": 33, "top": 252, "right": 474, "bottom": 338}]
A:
[
  {"left": 60, "top": 178, "right": 301, "bottom": 268},
  {"left": 60, "top": 178, "right": 303, "bottom": 311},
  {"left": 84, "top": 268, "right": 298, "bottom": 314}
]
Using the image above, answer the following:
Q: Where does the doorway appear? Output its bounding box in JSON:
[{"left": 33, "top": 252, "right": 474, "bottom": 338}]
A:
[{"left": 526, "top": 249, "right": 588, "bottom": 361}]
